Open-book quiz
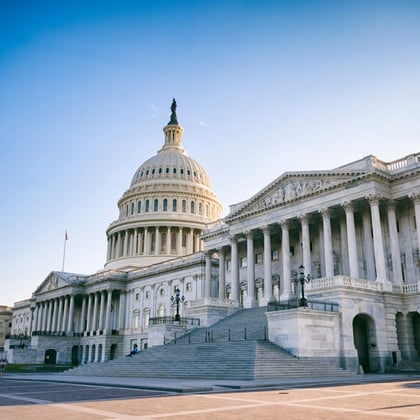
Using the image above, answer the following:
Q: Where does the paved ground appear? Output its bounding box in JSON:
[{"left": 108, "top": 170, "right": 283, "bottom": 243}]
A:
[{"left": 0, "top": 373, "right": 419, "bottom": 419}]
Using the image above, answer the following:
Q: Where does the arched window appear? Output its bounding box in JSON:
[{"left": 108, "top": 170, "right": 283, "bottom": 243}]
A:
[
  {"left": 199, "top": 202, "right": 203, "bottom": 215},
  {"left": 154, "top": 199, "right": 158, "bottom": 212},
  {"left": 131, "top": 202, "right": 134, "bottom": 215},
  {"left": 163, "top": 199, "right": 168, "bottom": 211},
  {"left": 145, "top": 199, "right": 150, "bottom": 212},
  {"left": 191, "top": 201, "right": 195, "bottom": 214},
  {"left": 137, "top": 200, "right": 142, "bottom": 213},
  {"left": 126, "top": 204, "right": 129, "bottom": 216},
  {"left": 173, "top": 199, "right": 177, "bottom": 212},
  {"left": 182, "top": 200, "right": 187, "bottom": 212}
]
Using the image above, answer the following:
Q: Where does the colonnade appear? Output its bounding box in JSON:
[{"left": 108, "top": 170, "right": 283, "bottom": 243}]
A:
[
  {"left": 106, "top": 226, "right": 203, "bottom": 262},
  {"left": 203, "top": 194, "right": 420, "bottom": 306},
  {"left": 32, "top": 294, "right": 75, "bottom": 335},
  {"left": 31, "top": 290, "right": 123, "bottom": 337}
]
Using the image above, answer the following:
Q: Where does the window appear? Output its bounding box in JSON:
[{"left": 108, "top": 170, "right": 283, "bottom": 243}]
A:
[
  {"left": 152, "top": 169, "right": 155, "bottom": 175},
  {"left": 160, "top": 288, "right": 165, "bottom": 296},
  {"left": 226, "top": 259, "right": 231, "bottom": 271},
  {"left": 159, "top": 168, "right": 162, "bottom": 174},
  {"left": 173, "top": 168, "right": 177, "bottom": 174},
  {"left": 135, "top": 293, "right": 140, "bottom": 301},
  {"left": 154, "top": 199, "right": 158, "bottom": 212},
  {"left": 182, "top": 200, "right": 187, "bottom": 212},
  {"left": 186, "top": 283, "right": 192, "bottom": 292},
  {"left": 240, "top": 257, "right": 247, "bottom": 268},
  {"left": 137, "top": 201, "right": 142, "bottom": 213},
  {"left": 255, "top": 253, "right": 263, "bottom": 264},
  {"left": 272, "top": 249, "right": 279, "bottom": 261},
  {"left": 172, "top": 199, "right": 177, "bottom": 212},
  {"left": 145, "top": 291, "right": 150, "bottom": 299},
  {"left": 163, "top": 199, "right": 168, "bottom": 211},
  {"left": 131, "top": 202, "right": 135, "bottom": 215},
  {"left": 145, "top": 199, "right": 150, "bottom": 212},
  {"left": 191, "top": 201, "right": 195, "bottom": 214},
  {"left": 126, "top": 204, "right": 129, "bottom": 216},
  {"left": 166, "top": 167, "right": 169, "bottom": 174},
  {"left": 290, "top": 246, "right": 295, "bottom": 256},
  {"left": 180, "top": 168, "right": 184, "bottom": 175},
  {"left": 199, "top": 202, "right": 203, "bottom": 215},
  {"left": 146, "top": 170, "right": 149, "bottom": 175}
]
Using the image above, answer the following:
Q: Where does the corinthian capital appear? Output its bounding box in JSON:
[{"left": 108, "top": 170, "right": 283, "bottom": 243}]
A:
[
  {"left": 410, "top": 191, "right": 420, "bottom": 205},
  {"left": 366, "top": 193, "right": 382, "bottom": 206}
]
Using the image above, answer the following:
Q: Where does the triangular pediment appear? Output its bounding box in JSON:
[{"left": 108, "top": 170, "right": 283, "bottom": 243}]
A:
[
  {"left": 226, "top": 170, "right": 367, "bottom": 220},
  {"left": 34, "top": 271, "right": 82, "bottom": 294}
]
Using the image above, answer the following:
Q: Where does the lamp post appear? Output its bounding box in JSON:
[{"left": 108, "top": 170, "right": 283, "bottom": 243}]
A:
[
  {"left": 294, "top": 264, "right": 311, "bottom": 307},
  {"left": 171, "top": 288, "right": 185, "bottom": 322}
]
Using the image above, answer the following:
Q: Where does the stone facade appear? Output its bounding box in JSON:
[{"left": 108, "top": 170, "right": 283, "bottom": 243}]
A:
[{"left": 5, "top": 102, "right": 420, "bottom": 373}]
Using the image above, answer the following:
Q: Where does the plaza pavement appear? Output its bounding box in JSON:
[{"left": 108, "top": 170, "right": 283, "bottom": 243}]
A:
[{"left": 1, "top": 372, "right": 420, "bottom": 419}]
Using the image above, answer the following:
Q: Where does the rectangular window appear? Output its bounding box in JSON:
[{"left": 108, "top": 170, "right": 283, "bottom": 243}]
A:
[
  {"left": 240, "top": 257, "right": 247, "bottom": 268},
  {"left": 271, "top": 249, "right": 279, "bottom": 261},
  {"left": 226, "top": 259, "right": 231, "bottom": 271},
  {"left": 186, "top": 282, "right": 192, "bottom": 292},
  {"left": 255, "top": 253, "right": 263, "bottom": 264}
]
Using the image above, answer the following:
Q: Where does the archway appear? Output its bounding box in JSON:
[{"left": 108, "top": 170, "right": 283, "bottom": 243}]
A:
[
  {"left": 353, "top": 314, "right": 374, "bottom": 372},
  {"left": 413, "top": 312, "right": 420, "bottom": 357},
  {"left": 44, "top": 348, "right": 57, "bottom": 365},
  {"left": 110, "top": 344, "right": 117, "bottom": 360},
  {"left": 71, "top": 345, "right": 79, "bottom": 365}
]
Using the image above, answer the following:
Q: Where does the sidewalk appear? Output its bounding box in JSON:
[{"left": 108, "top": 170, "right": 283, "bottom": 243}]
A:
[{"left": 2, "top": 372, "right": 419, "bottom": 393}]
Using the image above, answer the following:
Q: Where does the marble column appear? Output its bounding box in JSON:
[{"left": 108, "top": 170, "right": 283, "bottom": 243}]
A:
[
  {"left": 387, "top": 200, "right": 403, "bottom": 283},
  {"left": 56, "top": 297, "right": 63, "bottom": 333},
  {"left": 46, "top": 300, "right": 52, "bottom": 333},
  {"left": 98, "top": 291, "right": 105, "bottom": 331},
  {"left": 218, "top": 247, "right": 226, "bottom": 300},
  {"left": 86, "top": 294, "right": 92, "bottom": 335},
  {"left": 261, "top": 226, "right": 273, "bottom": 305},
  {"left": 204, "top": 251, "right": 212, "bottom": 299},
  {"left": 410, "top": 192, "right": 420, "bottom": 256},
  {"left": 91, "top": 292, "right": 99, "bottom": 334},
  {"left": 300, "top": 215, "right": 312, "bottom": 277},
  {"left": 79, "top": 296, "right": 87, "bottom": 333},
  {"left": 366, "top": 194, "right": 387, "bottom": 281},
  {"left": 116, "top": 232, "right": 121, "bottom": 258},
  {"left": 166, "top": 227, "right": 171, "bottom": 255},
  {"left": 244, "top": 231, "right": 256, "bottom": 307},
  {"left": 67, "top": 295, "right": 74, "bottom": 333},
  {"left": 280, "top": 220, "right": 292, "bottom": 301},
  {"left": 362, "top": 209, "right": 376, "bottom": 280},
  {"left": 118, "top": 291, "right": 126, "bottom": 332},
  {"left": 156, "top": 228, "right": 161, "bottom": 255},
  {"left": 144, "top": 227, "right": 149, "bottom": 255},
  {"left": 230, "top": 236, "right": 240, "bottom": 304},
  {"left": 105, "top": 289, "right": 113, "bottom": 333},
  {"left": 51, "top": 299, "right": 58, "bottom": 333},
  {"left": 177, "top": 227, "right": 183, "bottom": 256},
  {"left": 343, "top": 202, "right": 359, "bottom": 278},
  {"left": 62, "top": 296, "right": 69, "bottom": 335},
  {"left": 320, "top": 208, "right": 334, "bottom": 277}
]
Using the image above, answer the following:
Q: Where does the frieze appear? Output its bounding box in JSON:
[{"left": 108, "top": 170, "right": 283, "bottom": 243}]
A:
[{"left": 247, "top": 178, "right": 335, "bottom": 213}]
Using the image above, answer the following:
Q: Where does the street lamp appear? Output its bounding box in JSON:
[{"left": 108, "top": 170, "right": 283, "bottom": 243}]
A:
[
  {"left": 171, "top": 288, "right": 185, "bottom": 322},
  {"left": 294, "top": 264, "right": 311, "bottom": 307}
]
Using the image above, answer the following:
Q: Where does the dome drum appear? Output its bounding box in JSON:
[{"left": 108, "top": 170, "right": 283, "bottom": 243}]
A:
[{"left": 105, "top": 100, "right": 222, "bottom": 270}]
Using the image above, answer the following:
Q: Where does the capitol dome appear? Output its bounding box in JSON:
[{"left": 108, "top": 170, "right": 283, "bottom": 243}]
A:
[{"left": 105, "top": 99, "right": 223, "bottom": 270}]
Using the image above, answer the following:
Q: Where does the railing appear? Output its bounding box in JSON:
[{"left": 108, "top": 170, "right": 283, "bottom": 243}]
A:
[
  {"left": 309, "top": 275, "right": 383, "bottom": 292},
  {"left": 267, "top": 300, "right": 339, "bottom": 313},
  {"left": 149, "top": 317, "right": 201, "bottom": 326},
  {"left": 164, "top": 326, "right": 269, "bottom": 345}
]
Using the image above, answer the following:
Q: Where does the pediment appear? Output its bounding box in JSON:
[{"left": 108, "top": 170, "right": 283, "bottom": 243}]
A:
[
  {"left": 226, "top": 171, "right": 366, "bottom": 219},
  {"left": 34, "top": 272, "right": 71, "bottom": 294}
]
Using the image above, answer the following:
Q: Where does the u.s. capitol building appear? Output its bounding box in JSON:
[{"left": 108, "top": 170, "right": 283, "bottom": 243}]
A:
[{"left": 6, "top": 101, "right": 420, "bottom": 375}]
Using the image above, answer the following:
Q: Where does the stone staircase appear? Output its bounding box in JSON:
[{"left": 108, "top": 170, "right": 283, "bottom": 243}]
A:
[{"left": 62, "top": 307, "right": 355, "bottom": 380}]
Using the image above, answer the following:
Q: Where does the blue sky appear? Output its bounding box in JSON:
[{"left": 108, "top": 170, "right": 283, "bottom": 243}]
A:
[{"left": 1, "top": 0, "right": 419, "bottom": 306}]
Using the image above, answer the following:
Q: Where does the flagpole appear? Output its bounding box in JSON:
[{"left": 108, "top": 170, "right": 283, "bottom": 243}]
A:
[{"left": 62, "top": 230, "right": 68, "bottom": 271}]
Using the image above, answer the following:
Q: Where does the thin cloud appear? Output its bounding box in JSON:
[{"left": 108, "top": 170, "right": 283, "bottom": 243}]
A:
[
  {"left": 198, "top": 120, "right": 207, "bottom": 127},
  {"left": 149, "top": 104, "right": 157, "bottom": 118}
]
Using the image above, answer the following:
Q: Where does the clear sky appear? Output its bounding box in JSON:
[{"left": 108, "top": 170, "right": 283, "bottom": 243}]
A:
[{"left": 1, "top": 0, "right": 419, "bottom": 307}]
